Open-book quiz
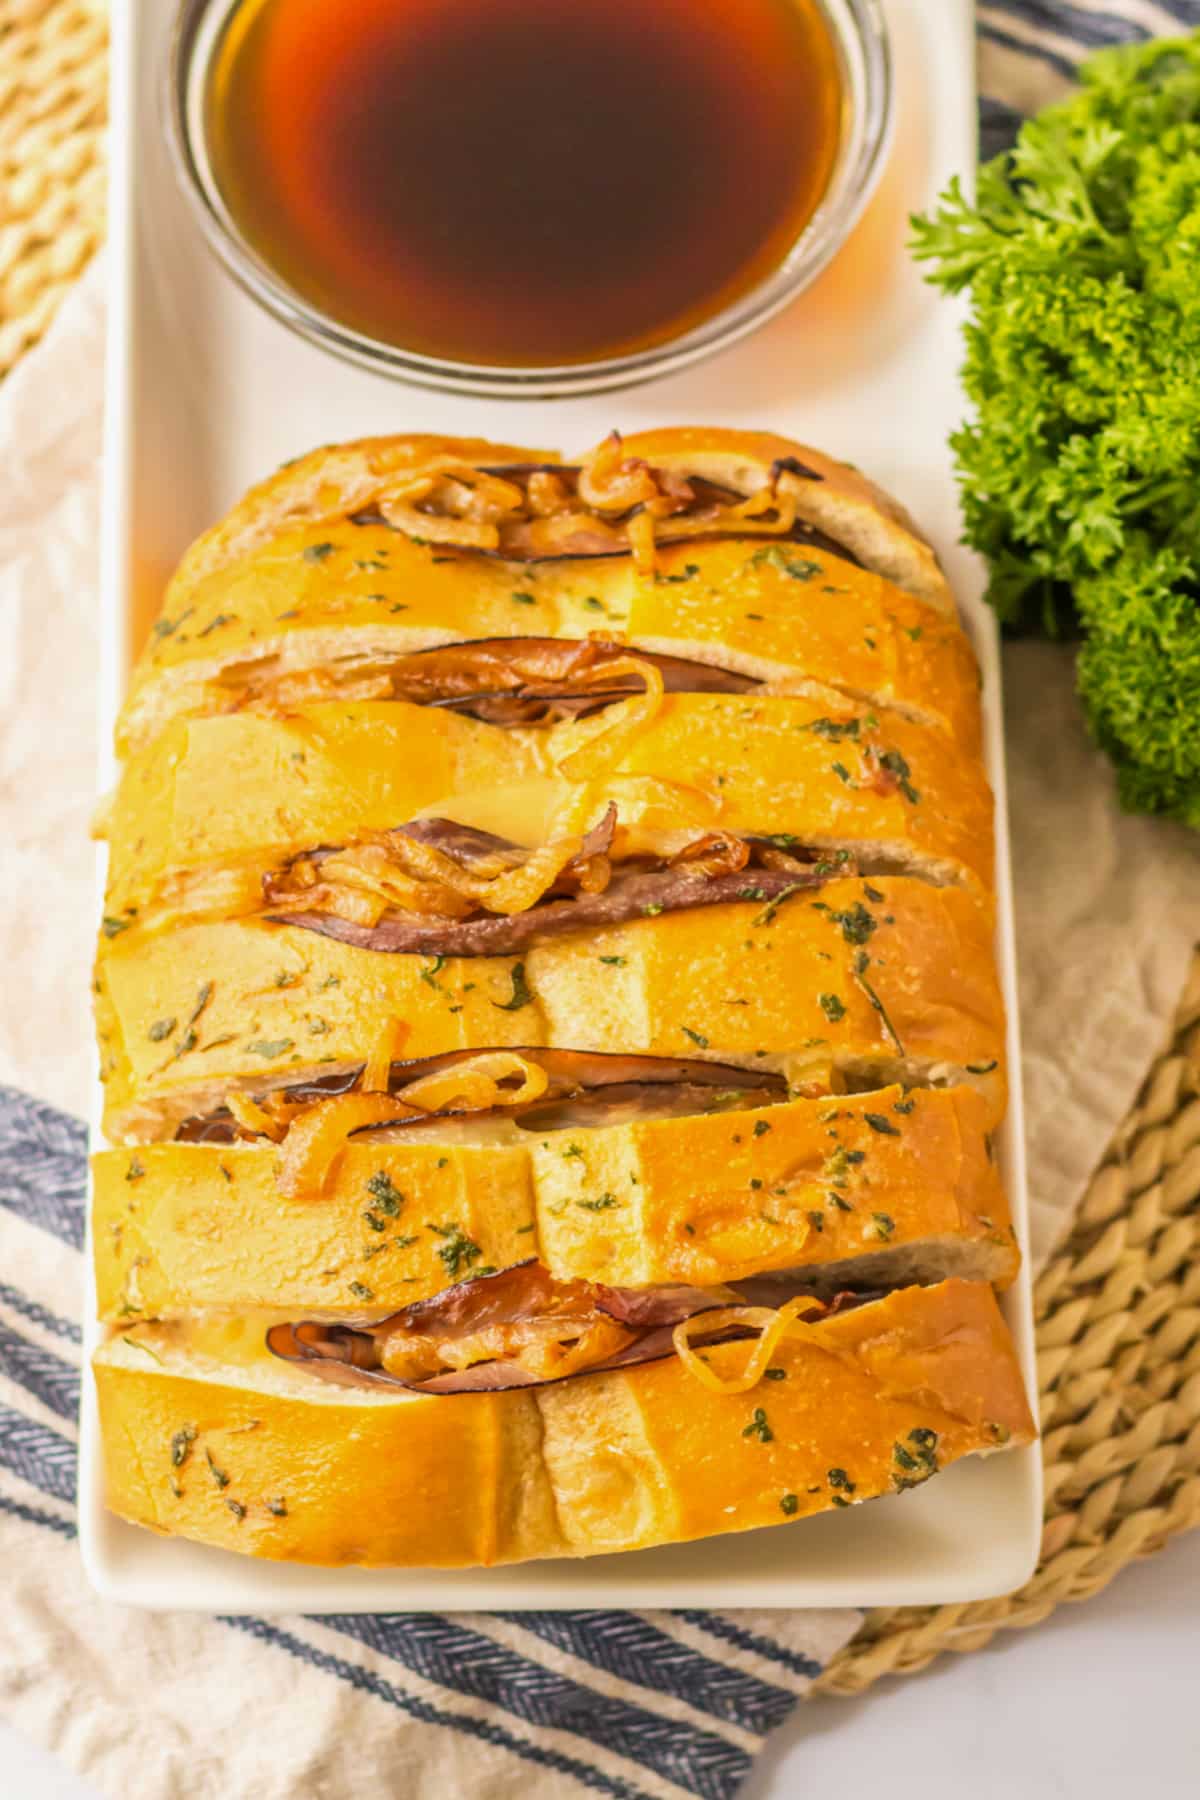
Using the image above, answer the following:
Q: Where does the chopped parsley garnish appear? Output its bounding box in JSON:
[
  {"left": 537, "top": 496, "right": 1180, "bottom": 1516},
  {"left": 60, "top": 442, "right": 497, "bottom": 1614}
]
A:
[
  {"left": 742, "top": 1407, "right": 774, "bottom": 1443},
  {"left": 819, "top": 993, "right": 846, "bottom": 1022},
  {"left": 599, "top": 954, "right": 627, "bottom": 966},
  {"left": 681, "top": 1026, "right": 709, "bottom": 1049},
  {"left": 302, "top": 541, "right": 337, "bottom": 563},
  {"left": 577, "top": 1193, "right": 619, "bottom": 1211},
  {"left": 170, "top": 1425, "right": 197, "bottom": 1469},
  {"left": 878, "top": 747, "right": 920, "bottom": 804},
  {"left": 750, "top": 545, "right": 822, "bottom": 581},
  {"left": 366, "top": 1172, "right": 404, "bottom": 1216},
  {"left": 753, "top": 1119, "right": 771, "bottom": 1136},
  {"left": 205, "top": 1448, "right": 230, "bottom": 1490},
  {"left": 511, "top": 590, "right": 538, "bottom": 605},
  {"left": 125, "top": 1156, "right": 145, "bottom": 1183},
  {"left": 493, "top": 962, "right": 533, "bottom": 1011},
  {"left": 806, "top": 716, "right": 861, "bottom": 741},
  {"left": 864, "top": 1114, "right": 900, "bottom": 1136},
  {"left": 829, "top": 902, "right": 877, "bottom": 945},
  {"left": 245, "top": 1038, "right": 294, "bottom": 1059},
  {"left": 779, "top": 1492, "right": 800, "bottom": 1515},
  {"left": 429, "top": 1221, "right": 483, "bottom": 1279},
  {"left": 101, "top": 913, "right": 134, "bottom": 939},
  {"left": 872, "top": 1212, "right": 896, "bottom": 1240}
]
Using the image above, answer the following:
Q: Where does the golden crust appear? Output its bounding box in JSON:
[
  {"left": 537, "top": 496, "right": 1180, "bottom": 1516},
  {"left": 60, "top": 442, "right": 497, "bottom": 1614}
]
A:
[
  {"left": 95, "top": 878, "right": 1006, "bottom": 1140},
  {"left": 165, "top": 435, "right": 555, "bottom": 611},
  {"left": 117, "top": 430, "right": 965, "bottom": 758},
  {"left": 93, "top": 1280, "right": 1034, "bottom": 1566},
  {"left": 612, "top": 428, "right": 952, "bottom": 612},
  {"left": 91, "top": 1084, "right": 1016, "bottom": 1320},
  {"left": 95, "top": 429, "right": 1025, "bottom": 1567},
  {"left": 102, "top": 689, "right": 993, "bottom": 920}
]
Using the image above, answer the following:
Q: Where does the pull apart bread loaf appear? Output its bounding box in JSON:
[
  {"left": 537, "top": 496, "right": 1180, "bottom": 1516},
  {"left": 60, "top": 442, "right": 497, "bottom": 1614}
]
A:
[{"left": 92, "top": 429, "right": 1034, "bottom": 1567}]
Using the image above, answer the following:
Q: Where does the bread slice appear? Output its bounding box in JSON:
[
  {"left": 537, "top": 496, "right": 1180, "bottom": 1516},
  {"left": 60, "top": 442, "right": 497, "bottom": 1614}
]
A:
[
  {"left": 94, "top": 877, "right": 1006, "bottom": 1140},
  {"left": 115, "top": 433, "right": 962, "bottom": 758},
  {"left": 115, "top": 533, "right": 978, "bottom": 762},
  {"left": 102, "top": 690, "right": 993, "bottom": 925},
  {"left": 92, "top": 1278, "right": 1033, "bottom": 1567},
  {"left": 92, "top": 1082, "right": 1017, "bottom": 1321},
  {"left": 615, "top": 428, "right": 953, "bottom": 613}
]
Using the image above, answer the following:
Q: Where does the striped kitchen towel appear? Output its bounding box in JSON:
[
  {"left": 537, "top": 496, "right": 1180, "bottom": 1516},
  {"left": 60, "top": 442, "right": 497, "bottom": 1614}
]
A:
[{"left": 2, "top": 6, "right": 1198, "bottom": 1798}]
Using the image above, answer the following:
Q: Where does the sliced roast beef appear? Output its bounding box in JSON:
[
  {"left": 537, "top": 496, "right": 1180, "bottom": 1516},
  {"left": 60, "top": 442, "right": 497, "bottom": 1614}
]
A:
[
  {"left": 262, "top": 1264, "right": 873, "bottom": 1398},
  {"left": 172, "top": 1048, "right": 787, "bottom": 1145},
  {"left": 267, "top": 862, "right": 820, "bottom": 956}
]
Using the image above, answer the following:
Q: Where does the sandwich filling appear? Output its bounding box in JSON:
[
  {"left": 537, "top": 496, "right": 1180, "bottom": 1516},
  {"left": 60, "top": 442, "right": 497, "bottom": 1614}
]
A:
[
  {"left": 265, "top": 1258, "right": 876, "bottom": 1395},
  {"left": 174, "top": 1047, "right": 791, "bottom": 1149},
  {"left": 341, "top": 440, "right": 844, "bottom": 564},
  {"left": 261, "top": 808, "right": 852, "bottom": 955},
  {"left": 225, "top": 637, "right": 757, "bottom": 723}
]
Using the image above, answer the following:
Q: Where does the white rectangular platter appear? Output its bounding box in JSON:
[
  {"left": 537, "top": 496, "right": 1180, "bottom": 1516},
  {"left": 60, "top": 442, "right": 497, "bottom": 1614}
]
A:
[{"left": 83, "top": 0, "right": 1041, "bottom": 1610}]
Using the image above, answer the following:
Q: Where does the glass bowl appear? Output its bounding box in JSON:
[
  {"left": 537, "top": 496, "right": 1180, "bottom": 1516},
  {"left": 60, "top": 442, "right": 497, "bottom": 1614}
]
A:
[{"left": 166, "top": 0, "right": 893, "bottom": 399}]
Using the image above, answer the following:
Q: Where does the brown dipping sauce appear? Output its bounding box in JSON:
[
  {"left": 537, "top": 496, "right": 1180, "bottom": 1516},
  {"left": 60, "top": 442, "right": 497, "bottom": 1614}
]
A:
[{"left": 204, "top": 0, "right": 843, "bottom": 367}]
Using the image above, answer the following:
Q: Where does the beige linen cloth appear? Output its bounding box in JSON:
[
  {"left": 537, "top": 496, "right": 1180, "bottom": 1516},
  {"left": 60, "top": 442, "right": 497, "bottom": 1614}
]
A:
[{"left": 0, "top": 264, "right": 1196, "bottom": 1800}]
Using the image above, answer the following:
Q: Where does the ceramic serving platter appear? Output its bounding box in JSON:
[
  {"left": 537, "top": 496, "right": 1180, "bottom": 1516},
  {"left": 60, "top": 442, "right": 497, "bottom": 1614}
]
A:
[{"left": 83, "top": 0, "right": 1041, "bottom": 1611}]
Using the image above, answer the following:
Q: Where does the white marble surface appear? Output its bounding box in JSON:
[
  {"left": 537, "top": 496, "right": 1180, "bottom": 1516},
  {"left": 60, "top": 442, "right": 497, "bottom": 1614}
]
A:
[{"left": 4, "top": 1529, "right": 1198, "bottom": 1798}]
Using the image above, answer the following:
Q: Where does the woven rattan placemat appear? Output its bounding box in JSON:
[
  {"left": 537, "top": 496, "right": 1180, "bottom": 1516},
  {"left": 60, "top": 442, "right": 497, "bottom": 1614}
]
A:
[{"left": 3, "top": 0, "right": 1198, "bottom": 1698}]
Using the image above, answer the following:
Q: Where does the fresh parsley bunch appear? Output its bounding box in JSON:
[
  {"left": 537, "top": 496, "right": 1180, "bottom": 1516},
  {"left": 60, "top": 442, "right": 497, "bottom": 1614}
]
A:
[{"left": 912, "top": 34, "right": 1200, "bottom": 824}]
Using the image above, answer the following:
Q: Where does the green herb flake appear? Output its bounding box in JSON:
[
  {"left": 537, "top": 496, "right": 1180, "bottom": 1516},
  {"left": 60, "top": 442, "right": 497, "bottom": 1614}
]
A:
[
  {"left": 245, "top": 1038, "right": 294, "bottom": 1059},
  {"left": 429, "top": 1221, "right": 483, "bottom": 1279},
  {"left": 125, "top": 1156, "right": 146, "bottom": 1183},
  {"left": 829, "top": 902, "right": 877, "bottom": 945},
  {"left": 864, "top": 1114, "right": 900, "bottom": 1136},
  {"left": 681, "top": 1026, "right": 709, "bottom": 1049},
  {"left": 493, "top": 962, "right": 533, "bottom": 1011},
  {"left": 764, "top": 1367, "right": 787, "bottom": 1381},
  {"left": 205, "top": 1448, "right": 230, "bottom": 1490},
  {"left": 268, "top": 1497, "right": 289, "bottom": 1517},
  {"left": 878, "top": 748, "right": 920, "bottom": 805},
  {"left": 819, "top": 992, "right": 846, "bottom": 1022},
  {"left": 225, "top": 1498, "right": 247, "bottom": 1520},
  {"left": 599, "top": 954, "right": 627, "bottom": 966},
  {"left": 966, "top": 1059, "right": 999, "bottom": 1075},
  {"left": 753, "top": 1118, "right": 771, "bottom": 1137},
  {"left": 742, "top": 1407, "right": 774, "bottom": 1443},
  {"left": 779, "top": 1492, "right": 800, "bottom": 1515},
  {"left": 101, "top": 913, "right": 134, "bottom": 939},
  {"left": 366, "top": 1172, "right": 404, "bottom": 1216},
  {"left": 302, "top": 542, "right": 337, "bottom": 563},
  {"left": 750, "top": 545, "right": 822, "bottom": 582},
  {"left": 170, "top": 1424, "right": 197, "bottom": 1469},
  {"left": 197, "top": 613, "right": 236, "bottom": 638},
  {"left": 577, "top": 1193, "right": 619, "bottom": 1212},
  {"left": 511, "top": 590, "right": 538, "bottom": 606},
  {"left": 872, "top": 1212, "right": 896, "bottom": 1240},
  {"left": 806, "top": 716, "right": 861, "bottom": 742}
]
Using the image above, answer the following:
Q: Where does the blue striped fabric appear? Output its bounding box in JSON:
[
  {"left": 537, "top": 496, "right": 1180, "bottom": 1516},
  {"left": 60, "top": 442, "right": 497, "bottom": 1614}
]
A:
[{"left": 0, "top": 7, "right": 1191, "bottom": 1796}]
